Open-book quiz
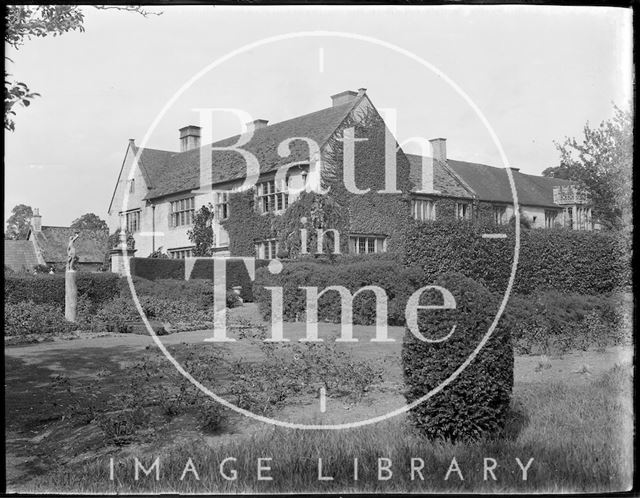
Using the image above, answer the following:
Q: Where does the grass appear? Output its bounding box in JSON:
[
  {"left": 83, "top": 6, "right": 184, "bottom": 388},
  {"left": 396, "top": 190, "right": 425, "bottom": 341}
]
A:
[{"left": 19, "top": 362, "right": 633, "bottom": 493}]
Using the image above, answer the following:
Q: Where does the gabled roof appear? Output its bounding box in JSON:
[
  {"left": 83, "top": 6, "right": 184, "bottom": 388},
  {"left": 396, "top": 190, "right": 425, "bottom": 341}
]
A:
[
  {"left": 136, "top": 99, "right": 359, "bottom": 200},
  {"left": 30, "top": 227, "right": 109, "bottom": 264},
  {"left": 4, "top": 240, "right": 40, "bottom": 272},
  {"left": 405, "top": 154, "right": 474, "bottom": 199}
]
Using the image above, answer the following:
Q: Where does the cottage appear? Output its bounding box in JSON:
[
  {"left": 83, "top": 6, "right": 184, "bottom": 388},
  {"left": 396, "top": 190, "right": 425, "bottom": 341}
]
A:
[
  {"left": 108, "top": 89, "right": 593, "bottom": 262},
  {"left": 24, "top": 209, "right": 109, "bottom": 272}
]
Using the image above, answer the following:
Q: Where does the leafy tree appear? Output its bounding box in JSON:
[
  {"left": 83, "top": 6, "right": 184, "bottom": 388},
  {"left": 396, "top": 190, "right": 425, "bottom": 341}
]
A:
[
  {"left": 5, "top": 204, "right": 33, "bottom": 239},
  {"left": 107, "top": 228, "right": 135, "bottom": 250},
  {"left": 541, "top": 164, "right": 573, "bottom": 180},
  {"left": 549, "top": 105, "right": 632, "bottom": 230},
  {"left": 70, "top": 212, "right": 108, "bottom": 231},
  {"left": 5, "top": 5, "right": 159, "bottom": 131},
  {"left": 188, "top": 204, "right": 215, "bottom": 256}
]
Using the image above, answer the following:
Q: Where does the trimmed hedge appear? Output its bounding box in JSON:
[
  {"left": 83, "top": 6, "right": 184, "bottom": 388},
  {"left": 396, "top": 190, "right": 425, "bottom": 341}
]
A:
[
  {"left": 404, "top": 221, "right": 631, "bottom": 295},
  {"left": 253, "top": 259, "right": 425, "bottom": 325},
  {"left": 401, "top": 272, "right": 514, "bottom": 442},
  {"left": 5, "top": 273, "right": 120, "bottom": 306},
  {"left": 129, "top": 258, "right": 184, "bottom": 280},
  {"left": 128, "top": 257, "right": 270, "bottom": 302}
]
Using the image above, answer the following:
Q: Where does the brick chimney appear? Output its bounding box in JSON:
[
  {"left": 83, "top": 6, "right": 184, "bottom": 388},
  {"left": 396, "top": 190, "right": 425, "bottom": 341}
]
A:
[
  {"left": 31, "top": 208, "right": 42, "bottom": 232},
  {"left": 179, "top": 125, "right": 201, "bottom": 152},
  {"left": 246, "top": 119, "right": 269, "bottom": 131},
  {"left": 331, "top": 90, "right": 358, "bottom": 107},
  {"left": 429, "top": 138, "right": 447, "bottom": 162}
]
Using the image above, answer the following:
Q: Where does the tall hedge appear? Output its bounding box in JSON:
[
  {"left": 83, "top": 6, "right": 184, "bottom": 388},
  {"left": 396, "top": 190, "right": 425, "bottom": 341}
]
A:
[
  {"left": 128, "top": 257, "right": 270, "bottom": 302},
  {"left": 402, "top": 272, "right": 514, "bottom": 442},
  {"left": 5, "top": 272, "right": 120, "bottom": 306},
  {"left": 403, "top": 221, "right": 631, "bottom": 295},
  {"left": 253, "top": 258, "right": 425, "bottom": 325}
]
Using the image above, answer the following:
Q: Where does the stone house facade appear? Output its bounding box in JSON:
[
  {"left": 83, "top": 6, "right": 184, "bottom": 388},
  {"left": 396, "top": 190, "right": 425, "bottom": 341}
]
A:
[{"left": 107, "top": 89, "right": 593, "bottom": 261}]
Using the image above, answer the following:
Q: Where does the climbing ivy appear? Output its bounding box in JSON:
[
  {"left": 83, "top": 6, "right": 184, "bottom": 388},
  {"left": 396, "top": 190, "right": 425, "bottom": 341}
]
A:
[
  {"left": 274, "top": 191, "right": 347, "bottom": 258},
  {"left": 220, "top": 189, "right": 275, "bottom": 257}
]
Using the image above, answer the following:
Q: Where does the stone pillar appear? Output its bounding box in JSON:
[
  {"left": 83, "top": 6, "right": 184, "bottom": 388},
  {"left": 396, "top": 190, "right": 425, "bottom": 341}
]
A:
[
  {"left": 109, "top": 247, "right": 137, "bottom": 276},
  {"left": 65, "top": 270, "right": 77, "bottom": 322}
]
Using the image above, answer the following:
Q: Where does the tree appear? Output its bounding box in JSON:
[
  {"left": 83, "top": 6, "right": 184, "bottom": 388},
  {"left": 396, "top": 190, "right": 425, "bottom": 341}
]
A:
[
  {"left": 188, "top": 204, "right": 215, "bottom": 256},
  {"left": 71, "top": 212, "right": 108, "bottom": 231},
  {"left": 549, "top": 105, "right": 632, "bottom": 230},
  {"left": 5, "top": 204, "right": 33, "bottom": 239},
  {"left": 541, "top": 164, "right": 573, "bottom": 180},
  {"left": 5, "top": 5, "right": 160, "bottom": 131},
  {"left": 108, "top": 228, "right": 135, "bottom": 250}
]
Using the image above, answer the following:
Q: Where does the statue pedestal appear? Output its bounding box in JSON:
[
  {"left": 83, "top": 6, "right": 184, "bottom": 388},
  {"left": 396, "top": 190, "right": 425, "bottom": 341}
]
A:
[
  {"left": 109, "top": 247, "right": 137, "bottom": 276},
  {"left": 65, "top": 270, "right": 77, "bottom": 322}
]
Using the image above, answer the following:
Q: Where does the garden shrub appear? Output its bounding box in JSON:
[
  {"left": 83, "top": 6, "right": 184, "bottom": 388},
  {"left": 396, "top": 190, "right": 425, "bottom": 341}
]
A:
[
  {"left": 5, "top": 301, "right": 76, "bottom": 337},
  {"left": 5, "top": 272, "right": 120, "bottom": 306},
  {"left": 253, "top": 259, "right": 424, "bottom": 325},
  {"left": 91, "top": 295, "right": 210, "bottom": 333},
  {"left": 505, "top": 291, "right": 626, "bottom": 355},
  {"left": 402, "top": 272, "right": 514, "bottom": 442},
  {"left": 228, "top": 340, "right": 383, "bottom": 415},
  {"left": 404, "top": 221, "right": 631, "bottom": 295}
]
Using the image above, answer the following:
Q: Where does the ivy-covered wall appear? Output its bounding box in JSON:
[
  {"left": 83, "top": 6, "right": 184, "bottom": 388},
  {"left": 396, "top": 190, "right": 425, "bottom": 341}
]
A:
[
  {"left": 218, "top": 97, "right": 415, "bottom": 259},
  {"left": 322, "top": 100, "right": 413, "bottom": 256},
  {"left": 221, "top": 190, "right": 276, "bottom": 256}
]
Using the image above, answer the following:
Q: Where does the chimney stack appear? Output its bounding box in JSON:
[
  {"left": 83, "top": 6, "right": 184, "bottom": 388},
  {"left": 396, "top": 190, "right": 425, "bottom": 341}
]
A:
[
  {"left": 429, "top": 138, "right": 447, "bottom": 162},
  {"left": 246, "top": 119, "right": 269, "bottom": 131},
  {"left": 31, "top": 208, "right": 42, "bottom": 232},
  {"left": 331, "top": 90, "right": 358, "bottom": 107},
  {"left": 179, "top": 125, "right": 201, "bottom": 152}
]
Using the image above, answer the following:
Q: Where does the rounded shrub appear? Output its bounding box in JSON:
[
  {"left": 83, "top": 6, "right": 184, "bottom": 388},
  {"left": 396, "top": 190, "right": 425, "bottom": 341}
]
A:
[{"left": 401, "top": 272, "right": 514, "bottom": 443}]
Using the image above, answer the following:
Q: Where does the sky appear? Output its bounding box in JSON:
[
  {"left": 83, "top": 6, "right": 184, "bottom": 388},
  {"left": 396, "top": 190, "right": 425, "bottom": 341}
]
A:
[{"left": 4, "top": 5, "right": 633, "bottom": 227}]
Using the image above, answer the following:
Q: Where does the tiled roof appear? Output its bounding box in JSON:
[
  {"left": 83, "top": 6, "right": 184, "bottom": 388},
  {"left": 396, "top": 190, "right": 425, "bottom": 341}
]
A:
[
  {"left": 445, "top": 158, "right": 574, "bottom": 208},
  {"left": 406, "top": 154, "right": 474, "bottom": 199},
  {"left": 139, "top": 100, "right": 358, "bottom": 200},
  {"left": 4, "top": 240, "right": 40, "bottom": 272},
  {"left": 31, "top": 227, "right": 109, "bottom": 264}
]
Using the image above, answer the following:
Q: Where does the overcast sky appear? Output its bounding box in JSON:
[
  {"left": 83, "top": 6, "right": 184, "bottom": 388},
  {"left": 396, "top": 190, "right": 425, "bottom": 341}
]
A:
[{"left": 4, "top": 5, "right": 632, "bottom": 227}]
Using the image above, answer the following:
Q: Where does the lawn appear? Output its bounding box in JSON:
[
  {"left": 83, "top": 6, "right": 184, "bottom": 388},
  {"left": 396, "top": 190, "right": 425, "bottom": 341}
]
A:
[{"left": 4, "top": 305, "right": 633, "bottom": 493}]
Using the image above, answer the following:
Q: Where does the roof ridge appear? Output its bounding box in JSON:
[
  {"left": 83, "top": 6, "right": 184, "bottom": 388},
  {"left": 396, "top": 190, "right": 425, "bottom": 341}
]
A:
[{"left": 136, "top": 101, "right": 357, "bottom": 158}]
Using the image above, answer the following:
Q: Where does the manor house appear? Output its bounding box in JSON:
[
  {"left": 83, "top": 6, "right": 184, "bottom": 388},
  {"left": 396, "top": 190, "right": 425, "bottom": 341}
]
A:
[{"left": 108, "top": 89, "right": 593, "bottom": 260}]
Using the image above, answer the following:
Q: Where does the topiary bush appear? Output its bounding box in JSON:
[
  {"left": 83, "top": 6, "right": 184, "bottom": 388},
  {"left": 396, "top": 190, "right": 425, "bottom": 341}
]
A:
[{"left": 402, "top": 272, "right": 514, "bottom": 443}]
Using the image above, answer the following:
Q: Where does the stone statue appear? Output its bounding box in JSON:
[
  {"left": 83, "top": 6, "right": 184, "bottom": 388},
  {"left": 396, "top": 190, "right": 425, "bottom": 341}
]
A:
[
  {"left": 65, "top": 232, "right": 80, "bottom": 322},
  {"left": 66, "top": 232, "right": 80, "bottom": 271}
]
